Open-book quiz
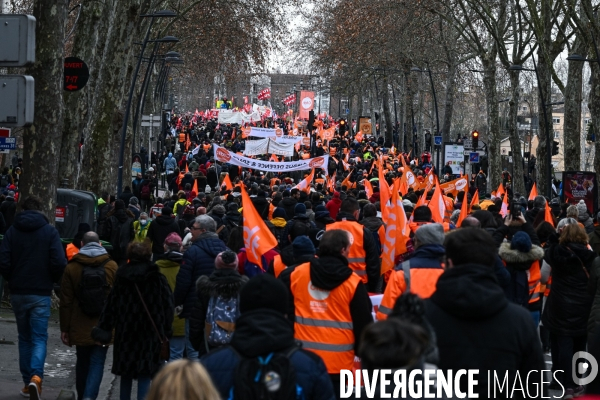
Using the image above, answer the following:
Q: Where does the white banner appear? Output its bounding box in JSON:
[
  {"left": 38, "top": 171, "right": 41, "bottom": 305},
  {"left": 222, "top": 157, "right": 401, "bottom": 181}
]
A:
[
  {"left": 243, "top": 139, "right": 295, "bottom": 157},
  {"left": 274, "top": 135, "right": 303, "bottom": 144},
  {"left": 243, "top": 139, "right": 270, "bottom": 156},
  {"left": 214, "top": 144, "right": 328, "bottom": 174},
  {"left": 248, "top": 127, "right": 278, "bottom": 138},
  {"left": 217, "top": 110, "right": 242, "bottom": 124},
  {"left": 267, "top": 139, "right": 295, "bottom": 157}
]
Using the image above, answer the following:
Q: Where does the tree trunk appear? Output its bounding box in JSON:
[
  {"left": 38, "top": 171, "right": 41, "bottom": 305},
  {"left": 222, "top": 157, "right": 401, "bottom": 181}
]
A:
[
  {"left": 60, "top": 0, "right": 107, "bottom": 188},
  {"left": 508, "top": 70, "right": 525, "bottom": 196},
  {"left": 78, "top": 0, "right": 143, "bottom": 195},
  {"left": 536, "top": 48, "right": 553, "bottom": 198},
  {"left": 382, "top": 74, "right": 394, "bottom": 146},
  {"left": 20, "top": 0, "right": 69, "bottom": 221},
  {"left": 481, "top": 54, "right": 500, "bottom": 191},
  {"left": 591, "top": 61, "right": 600, "bottom": 207},
  {"left": 563, "top": 38, "right": 586, "bottom": 171},
  {"left": 442, "top": 62, "right": 457, "bottom": 143}
]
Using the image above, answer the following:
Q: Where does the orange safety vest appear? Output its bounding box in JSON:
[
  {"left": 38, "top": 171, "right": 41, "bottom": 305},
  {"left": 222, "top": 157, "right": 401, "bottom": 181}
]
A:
[
  {"left": 326, "top": 221, "right": 368, "bottom": 283},
  {"left": 290, "top": 262, "right": 361, "bottom": 373},
  {"left": 442, "top": 195, "right": 454, "bottom": 222},
  {"left": 66, "top": 243, "right": 79, "bottom": 261},
  {"left": 528, "top": 260, "right": 542, "bottom": 305},
  {"left": 178, "top": 133, "right": 186, "bottom": 143},
  {"left": 377, "top": 225, "right": 386, "bottom": 257},
  {"left": 272, "top": 254, "right": 286, "bottom": 278},
  {"left": 376, "top": 259, "right": 444, "bottom": 320}
]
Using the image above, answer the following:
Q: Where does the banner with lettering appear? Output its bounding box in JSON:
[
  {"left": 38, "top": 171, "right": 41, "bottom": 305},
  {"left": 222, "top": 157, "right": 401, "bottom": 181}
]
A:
[
  {"left": 243, "top": 139, "right": 295, "bottom": 157},
  {"left": 214, "top": 144, "right": 328, "bottom": 174},
  {"left": 439, "top": 175, "right": 469, "bottom": 197}
]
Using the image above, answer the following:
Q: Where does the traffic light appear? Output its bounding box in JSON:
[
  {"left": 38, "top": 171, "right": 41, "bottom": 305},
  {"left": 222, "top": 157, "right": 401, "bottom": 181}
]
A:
[
  {"left": 338, "top": 119, "right": 346, "bottom": 135},
  {"left": 471, "top": 130, "right": 479, "bottom": 149},
  {"left": 586, "top": 122, "right": 595, "bottom": 142},
  {"left": 552, "top": 140, "right": 559, "bottom": 156}
]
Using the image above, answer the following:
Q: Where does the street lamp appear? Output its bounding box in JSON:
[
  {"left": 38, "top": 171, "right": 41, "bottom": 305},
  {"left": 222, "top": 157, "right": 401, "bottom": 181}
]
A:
[{"left": 117, "top": 9, "right": 177, "bottom": 197}]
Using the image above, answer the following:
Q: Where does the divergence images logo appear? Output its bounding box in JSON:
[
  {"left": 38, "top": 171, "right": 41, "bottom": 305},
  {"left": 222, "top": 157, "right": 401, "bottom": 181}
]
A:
[
  {"left": 302, "top": 96, "right": 313, "bottom": 109},
  {"left": 573, "top": 351, "right": 599, "bottom": 386}
]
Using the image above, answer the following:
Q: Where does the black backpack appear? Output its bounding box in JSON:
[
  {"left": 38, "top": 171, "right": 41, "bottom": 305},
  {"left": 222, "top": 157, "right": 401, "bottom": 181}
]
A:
[
  {"left": 0, "top": 174, "right": 9, "bottom": 187},
  {"left": 231, "top": 346, "right": 303, "bottom": 400},
  {"left": 78, "top": 258, "right": 111, "bottom": 317}
]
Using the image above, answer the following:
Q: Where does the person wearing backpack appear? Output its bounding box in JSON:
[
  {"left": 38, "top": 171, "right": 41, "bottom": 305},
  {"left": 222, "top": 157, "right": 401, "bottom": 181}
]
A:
[
  {"left": 201, "top": 274, "right": 335, "bottom": 400},
  {"left": 59, "top": 232, "right": 118, "bottom": 400},
  {"left": 100, "top": 200, "right": 135, "bottom": 265},
  {"left": 189, "top": 250, "right": 248, "bottom": 356},
  {"left": 139, "top": 180, "right": 153, "bottom": 213},
  {"left": 0, "top": 166, "right": 13, "bottom": 189}
]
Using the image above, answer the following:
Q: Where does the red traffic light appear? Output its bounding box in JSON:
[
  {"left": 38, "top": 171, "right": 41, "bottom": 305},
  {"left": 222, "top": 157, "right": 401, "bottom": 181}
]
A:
[
  {"left": 472, "top": 130, "right": 479, "bottom": 138},
  {"left": 340, "top": 120, "right": 346, "bottom": 125}
]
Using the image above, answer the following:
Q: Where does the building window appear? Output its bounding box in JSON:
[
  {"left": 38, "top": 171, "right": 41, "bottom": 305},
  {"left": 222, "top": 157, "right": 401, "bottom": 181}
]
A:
[
  {"left": 553, "top": 118, "right": 560, "bottom": 124},
  {"left": 522, "top": 106, "right": 528, "bottom": 111},
  {"left": 585, "top": 118, "right": 590, "bottom": 125},
  {"left": 554, "top": 131, "right": 560, "bottom": 139}
]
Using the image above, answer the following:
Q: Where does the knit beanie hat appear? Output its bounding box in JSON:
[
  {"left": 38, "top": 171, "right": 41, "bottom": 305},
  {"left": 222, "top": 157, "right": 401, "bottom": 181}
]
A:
[
  {"left": 129, "top": 196, "right": 139, "bottom": 206},
  {"left": 161, "top": 206, "right": 173, "bottom": 216},
  {"left": 294, "top": 203, "right": 307, "bottom": 217},
  {"left": 164, "top": 232, "right": 182, "bottom": 249},
  {"left": 215, "top": 250, "right": 239, "bottom": 269},
  {"left": 114, "top": 199, "right": 125, "bottom": 210},
  {"left": 292, "top": 236, "right": 316, "bottom": 259},
  {"left": 273, "top": 207, "right": 287, "bottom": 219},
  {"left": 212, "top": 204, "right": 226, "bottom": 216},
  {"left": 576, "top": 200, "right": 588, "bottom": 216},
  {"left": 511, "top": 231, "right": 532, "bottom": 253},
  {"left": 239, "top": 274, "right": 288, "bottom": 315}
]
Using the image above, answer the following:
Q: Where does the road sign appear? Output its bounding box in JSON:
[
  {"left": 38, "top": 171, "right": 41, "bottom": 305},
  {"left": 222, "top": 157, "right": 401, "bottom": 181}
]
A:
[
  {"left": 142, "top": 115, "right": 161, "bottom": 121},
  {"left": 0, "top": 75, "right": 34, "bottom": 127},
  {"left": 464, "top": 150, "right": 485, "bottom": 156},
  {"left": 64, "top": 56, "right": 89, "bottom": 91},
  {"left": 141, "top": 121, "right": 160, "bottom": 127},
  {"left": 462, "top": 139, "right": 472, "bottom": 149},
  {"left": 469, "top": 152, "right": 480, "bottom": 163},
  {"left": 434, "top": 136, "right": 442, "bottom": 146},
  {"left": 0, "top": 137, "right": 16, "bottom": 150},
  {"left": 0, "top": 128, "right": 10, "bottom": 137},
  {"left": 345, "top": 108, "right": 350, "bottom": 114},
  {"left": 0, "top": 15, "right": 36, "bottom": 67}
]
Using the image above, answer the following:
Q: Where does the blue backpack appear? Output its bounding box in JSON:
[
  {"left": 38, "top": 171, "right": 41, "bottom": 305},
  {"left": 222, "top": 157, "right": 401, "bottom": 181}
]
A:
[{"left": 205, "top": 294, "right": 240, "bottom": 350}]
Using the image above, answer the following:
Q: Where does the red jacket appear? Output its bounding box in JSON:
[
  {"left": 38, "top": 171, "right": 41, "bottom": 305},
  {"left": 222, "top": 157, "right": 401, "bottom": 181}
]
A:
[{"left": 326, "top": 194, "right": 342, "bottom": 220}]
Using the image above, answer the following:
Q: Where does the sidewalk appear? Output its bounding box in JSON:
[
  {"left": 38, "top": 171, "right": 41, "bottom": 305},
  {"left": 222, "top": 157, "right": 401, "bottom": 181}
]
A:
[{"left": 0, "top": 307, "right": 76, "bottom": 400}]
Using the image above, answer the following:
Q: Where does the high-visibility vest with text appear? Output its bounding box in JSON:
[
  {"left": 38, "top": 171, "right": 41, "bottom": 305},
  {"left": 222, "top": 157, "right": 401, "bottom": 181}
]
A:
[
  {"left": 290, "top": 262, "right": 361, "bottom": 373},
  {"left": 326, "top": 220, "right": 367, "bottom": 283}
]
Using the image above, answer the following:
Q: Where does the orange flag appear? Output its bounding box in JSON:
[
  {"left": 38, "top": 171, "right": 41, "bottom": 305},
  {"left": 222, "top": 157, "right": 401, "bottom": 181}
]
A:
[
  {"left": 381, "top": 188, "right": 409, "bottom": 275},
  {"left": 192, "top": 177, "right": 198, "bottom": 195},
  {"left": 528, "top": 182, "right": 538, "bottom": 201},
  {"left": 428, "top": 178, "right": 446, "bottom": 223},
  {"left": 328, "top": 172, "right": 336, "bottom": 193},
  {"left": 295, "top": 169, "right": 315, "bottom": 193},
  {"left": 185, "top": 163, "right": 189, "bottom": 173},
  {"left": 470, "top": 190, "right": 480, "bottom": 209},
  {"left": 222, "top": 174, "right": 233, "bottom": 191},
  {"left": 545, "top": 200, "right": 555, "bottom": 227},
  {"left": 378, "top": 156, "right": 391, "bottom": 223},
  {"left": 456, "top": 188, "right": 469, "bottom": 227},
  {"left": 416, "top": 189, "right": 428, "bottom": 207},
  {"left": 394, "top": 189, "right": 410, "bottom": 256},
  {"left": 363, "top": 179, "right": 374, "bottom": 199},
  {"left": 241, "top": 186, "right": 278, "bottom": 265},
  {"left": 341, "top": 172, "right": 354, "bottom": 190},
  {"left": 496, "top": 183, "right": 505, "bottom": 199},
  {"left": 500, "top": 193, "right": 509, "bottom": 217}
]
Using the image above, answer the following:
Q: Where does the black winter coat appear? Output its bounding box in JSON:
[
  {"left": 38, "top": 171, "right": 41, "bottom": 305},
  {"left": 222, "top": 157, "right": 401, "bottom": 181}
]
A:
[
  {"left": 542, "top": 242, "right": 596, "bottom": 336},
  {"left": 0, "top": 197, "right": 17, "bottom": 232},
  {"left": 201, "top": 309, "right": 335, "bottom": 400},
  {"left": 146, "top": 215, "right": 180, "bottom": 254},
  {"left": 174, "top": 232, "right": 228, "bottom": 318},
  {"left": 588, "top": 257, "right": 600, "bottom": 337},
  {"left": 101, "top": 209, "right": 135, "bottom": 263},
  {"left": 250, "top": 196, "right": 270, "bottom": 220},
  {"left": 92, "top": 261, "right": 173, "bottom": 379},
  {"left": 280, "top": 197, "right": 298, "bottom": 221},
  {"left": 0, "top": 210, "right": 66, "bottom": 296},
  {"left": 189, "top": 269, "right": 248, "bottom": 355},
  {"left": 425, "top": 263, "right": 545, "bottom": 398}
]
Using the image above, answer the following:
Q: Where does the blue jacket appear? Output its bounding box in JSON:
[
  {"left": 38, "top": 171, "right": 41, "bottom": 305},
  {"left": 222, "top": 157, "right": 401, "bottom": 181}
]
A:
[
  {"left": 174, "top": 232, "right": 227, "bottom": 318},
  {"left": 404, "top": 244, "right": 446, "bottom": 268},
  {"left": 201, "top": 309, "right": 335, "bottom": 400},
  {"left": 0, "top": 210, "right": 67, "bottom": 296}
]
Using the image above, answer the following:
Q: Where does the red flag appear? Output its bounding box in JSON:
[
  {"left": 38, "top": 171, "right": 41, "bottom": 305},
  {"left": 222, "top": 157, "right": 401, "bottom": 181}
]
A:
[
  {"left": 241, "top": 186, "right": 278, "bottom": 265},
  {"left": 528, "top": 182, "right": 538, "bottom": 201},
  {"left": 456, "top": 188, "right": 469, "bottom": 227}
]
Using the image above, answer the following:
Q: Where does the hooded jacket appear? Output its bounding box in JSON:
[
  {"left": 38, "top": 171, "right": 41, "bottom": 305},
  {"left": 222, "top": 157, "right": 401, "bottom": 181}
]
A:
[
  {"left": 314, "top": 209, "right": 335, "bottom": 230},
  {"left": 542, "top": 242, "right": 596, "bottom": 336},
  {"left": 279, "top": 254, "right": 373, "bottom": 352},
  {"left": 175, "top": 232, "right": 228, "bottom": 317},
  {"left": 425, "top": 263, "right": 545, "bottom": 398},
  {"left": 0, "top": 196, "right": 17, "bottom": 232},
  {"left": 201, "top": 309, "right": 335, "bottom": 400},
  {"left": 189, "top": 269, "right": 248, "bottom": 354},
  {"left": 578, "top": 212, "right": 595, "bottom": 234},
  {"left": 92, "top": 261, "right": 173, "bottom": 378},
  {"left": 146, "top": 214, "right": 181, "bottom": 254},
  {"left": 0, "top": 210, "right": 67, "bottom": 296},
  {"left": 326, "top": 193, "right": 342, "bottom": 220},
  {"left": 280, "top": 197, "right": 298, "bottom": 221},
  {"left": 155, "top": 251, "right": 186, "bottom": 337},
  {"left": 102, "top": 208, "right": 135, "bottom": 261},
  {"left": 59, "top": 243, "right": 118, "bottom": 345},
  {"left": 498, "top": 242, "right": 545, "bottom": 309}
]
